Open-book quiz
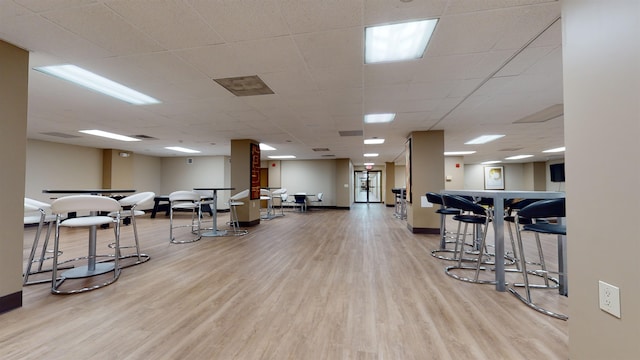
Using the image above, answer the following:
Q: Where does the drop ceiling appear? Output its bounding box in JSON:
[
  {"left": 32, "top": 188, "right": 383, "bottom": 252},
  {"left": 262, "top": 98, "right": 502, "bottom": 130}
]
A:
[{"left": 0, "top": 0, "right": 564, "bottom": 165}]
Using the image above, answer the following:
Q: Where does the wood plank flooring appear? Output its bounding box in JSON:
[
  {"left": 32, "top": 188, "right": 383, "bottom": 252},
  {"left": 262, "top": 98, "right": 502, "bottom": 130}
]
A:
[{"left": 2, "top": 204, "right": 568, "bottom": 359}]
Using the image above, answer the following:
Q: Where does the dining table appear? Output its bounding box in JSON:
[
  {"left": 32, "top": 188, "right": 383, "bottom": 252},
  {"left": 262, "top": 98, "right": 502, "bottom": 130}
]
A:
[
  {"left": 42, "top": 189, "right": 136, "bottom": 278},
  {"left": 441, "top": 189, "right": 566, "bottom": 293},
  {"left": 193, "top": 187, "right": 234, "bottom": 237}
]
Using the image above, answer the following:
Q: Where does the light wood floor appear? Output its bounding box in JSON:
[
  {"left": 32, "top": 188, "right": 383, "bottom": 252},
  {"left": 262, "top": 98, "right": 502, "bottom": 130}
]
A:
[{"left": 2, "top": 204, "right": 568, "bottom": 360}]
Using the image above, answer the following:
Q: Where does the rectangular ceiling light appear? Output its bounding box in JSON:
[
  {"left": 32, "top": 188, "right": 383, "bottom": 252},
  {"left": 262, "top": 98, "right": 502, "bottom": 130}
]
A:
[
  {"left": 505, "top": 154, "right": 533, "bottom": 160},
  {"left": 465, "top": 135, "right": 505, "bottom": 145},
  {"left": 364, "top": 138, "right": 385, "bottom": 144},
  {"left": 268, "top": 155, "right": 296, "bottom": 159},
  {"left": 260, "top": 143, "right": 276, "bottom": 151},
  {"left": 543, "top": 146, "right": 566, "bottom": 153},
  {"left": 165, "top": 146, "right": 201, "bottom": 154},
  {"left": 364, "top": 153, "right": 379, "bottom": 157},
  {"left": 444, "top": 151, "right": 476, "bottom": 156},
  {"left": 34, "top": 65, "right": 160, "bottom": 105},
  {"left": 79, "top": 129, "right": 141, "bottom": 142},
  {"left": 364, "top": 113, "right": 395, "bottom": 124},
  {"left": 365, "top": 19, "right": 438, "bottom": 64}
]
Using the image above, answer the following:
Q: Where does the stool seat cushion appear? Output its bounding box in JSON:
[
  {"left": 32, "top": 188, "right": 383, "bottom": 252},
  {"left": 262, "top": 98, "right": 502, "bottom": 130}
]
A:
[
  {"left": 437, "top": 208, "right": 461, "bottom": 215},
  {"left": 172, "top": 203, "right": 199, "bottom": 210},
  {"left": 230, "top": 201, "right": 244, "bottom": 206},
  {"left": 60, "top": 216, "right": 115, "bottom": 227},
  {"left": 109, "top": 210, "right": 145, "bottom": 217},
  {"left": 453, "top": 214, "right": 488, "bottom": 224},
  {"left": 522, "top": 223, "right": 566, "bottom": 235}
]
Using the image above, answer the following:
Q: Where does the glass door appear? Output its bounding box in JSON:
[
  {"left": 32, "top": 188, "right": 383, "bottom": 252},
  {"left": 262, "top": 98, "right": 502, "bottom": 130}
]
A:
[{"left": 354, "top": 170, "right": 381, "bottom": 203}]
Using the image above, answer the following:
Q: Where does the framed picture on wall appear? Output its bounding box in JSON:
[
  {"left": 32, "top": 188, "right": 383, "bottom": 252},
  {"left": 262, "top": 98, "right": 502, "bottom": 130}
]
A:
[{"left": 484, "top": 166, "right": 505, "bottom": 190}]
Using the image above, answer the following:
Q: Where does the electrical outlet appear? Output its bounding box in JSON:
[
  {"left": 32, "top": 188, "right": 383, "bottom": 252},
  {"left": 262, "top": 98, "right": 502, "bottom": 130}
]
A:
[{"left": 598, "top": 280, "right": 621, "bottom": 318}]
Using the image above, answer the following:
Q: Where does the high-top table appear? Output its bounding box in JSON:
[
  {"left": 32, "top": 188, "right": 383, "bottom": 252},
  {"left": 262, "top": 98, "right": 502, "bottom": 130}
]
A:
[
  {"left": 441, "top": 190, "right": 565, "bottom": 292},
  {"left": 42, "top": 189, "right": 135, "bottom": 278},
  {"left": 261, "top": 187, "right": 282, "bottom": 219},
  {"left": 193, "top": 187, "right": 234, "bottom": 237}
]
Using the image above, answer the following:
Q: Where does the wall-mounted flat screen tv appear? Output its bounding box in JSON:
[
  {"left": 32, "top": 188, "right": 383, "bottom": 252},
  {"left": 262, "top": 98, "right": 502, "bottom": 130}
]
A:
[{"left": 550, "top": 163, "right": 565, "bottom": 182}]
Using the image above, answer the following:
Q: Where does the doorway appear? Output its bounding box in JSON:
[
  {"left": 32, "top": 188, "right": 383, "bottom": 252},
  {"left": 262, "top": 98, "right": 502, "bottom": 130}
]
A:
[{"left": 354, "top": 170, "right": 381, "bottom": 203}]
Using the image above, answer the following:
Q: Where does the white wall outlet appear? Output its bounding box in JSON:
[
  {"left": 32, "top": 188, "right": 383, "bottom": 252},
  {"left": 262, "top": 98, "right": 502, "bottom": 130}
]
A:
[{"left": 598, "top": 280, "right": 621, "bottom": 318}]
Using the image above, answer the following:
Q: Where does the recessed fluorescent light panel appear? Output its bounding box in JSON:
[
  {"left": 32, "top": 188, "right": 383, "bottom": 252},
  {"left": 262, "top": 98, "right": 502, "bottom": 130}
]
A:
[
  {"left": 260, "top": 143, "right": 276, "bottom": 151},
  {"left": 543, "top": 147, "right": 566, "bottom": 153},
  {"left": 465, "top": 135, "right": 505, "bottom": 145},
  {"left": 364, "top": 153, "right": 379, "bottom": 157},
  {"left": 505, "top": 155, "right": 533, "bottom": 160},
  {"left": 165, "top": 146, "right": 201, "bottom": 154},
  {"left": 365, "top": 19, "right": 438, "bottom": 64},
  {"left": 268, "top": 155, "right": 296, "bottom": 159},
  {"left": 79, "top": 130, "right": 141, "bottom": 142},
  {"left": 481, "top": 160, "right": 502, "bottom": 165},
  {"left": 364, "top": 113, "right": 395, "bottom": 124},
  {"left": 34, "top": 65, "right": 160, "bottom": 105},
  {"left": 364, "top": 138, "right": 385, "bottom": 144},
  {"left": 363, "top": 162, "right": 375, "bottom": 166},
  {"left": 444, "top": 151, "right": 476, "bottom": 156}
]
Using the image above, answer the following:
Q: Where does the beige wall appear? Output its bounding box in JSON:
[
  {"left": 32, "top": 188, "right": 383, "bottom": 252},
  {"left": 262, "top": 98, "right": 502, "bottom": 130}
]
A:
[
  {"left": 563, "top": 1, "right": 640, "bottom": 358},
  {"left": 406, "top": 131, "right": 444, "bottom": 232},
  {"left": 0, "top": 40, "right": 28, "bottom": 305},
  {"left": 25, "top": 140, "right": 103, "bottom": 203},
  {"left": 444, "top": 156, "right": 465, "bottom": 190}
]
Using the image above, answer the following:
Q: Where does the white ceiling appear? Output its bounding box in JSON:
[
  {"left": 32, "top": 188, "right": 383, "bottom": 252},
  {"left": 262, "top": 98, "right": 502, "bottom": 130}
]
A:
[{"left": 0, "top": 0, "right": 564, "bottom": 165}]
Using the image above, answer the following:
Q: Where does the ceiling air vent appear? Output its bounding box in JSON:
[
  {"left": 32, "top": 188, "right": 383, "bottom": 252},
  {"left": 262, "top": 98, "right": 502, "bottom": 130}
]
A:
[
  {"left": 213, "top": 75, "right": 274, "bottom": 96},
  {"left": 339, "top": 130, "right": 363, "bottom": 137},
  {"left": 499, "top": 147, "right": 523, "bottom": 152},
  {"left": 40, "top": 132, "right": 81, "bottom": 138},
  {"left": 321, "top": 154, "right": 336, "bottom": 157},
  {"left": 312, "top": 148, "right": 330, "bottom": 152}
]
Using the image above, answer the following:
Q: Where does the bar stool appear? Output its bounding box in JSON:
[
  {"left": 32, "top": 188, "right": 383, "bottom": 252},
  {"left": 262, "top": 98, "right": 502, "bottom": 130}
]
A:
[
  {"left": 271, "top": 188, "right": 287, "bottom": 216},
  {"left": 23, "top": 198, "right": 61, "bottom": 285},
  {"left": 50, "top": 195, "right": 122, "bottom": 294},
  {"left": 169, "top": 190, "right": 202, "bottom": 244},
  {"left": 108, "top": 191, "right": 155, "bottom": 267},
  {"left": 228, "top": 189, "right": 249, "bottom": 236},
  {"left": 509, "top": 198, "right": 567, "bottom": 320},
  {"left": 426, "top": 192, "right": 463, "bottom": 261},
  {"left": 442, "top": 194, "right": 495, "bottom": 284}
]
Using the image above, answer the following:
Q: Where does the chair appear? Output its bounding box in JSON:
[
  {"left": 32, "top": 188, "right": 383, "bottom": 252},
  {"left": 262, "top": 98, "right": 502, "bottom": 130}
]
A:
[
  {"left": 23, "top": 198, "right": 61, "bottom": 285},
  {"left": 260, "top": 189, "right": 274, "bottom": 219},
  {"left": 108, "top": 191, "right": 155, "bottom": 267},
  {"left": 442, "top": 194, "right": 495, "bottom": 284},
  {"left": 509, "top": 198, "right": 567, "bottom": 320},
  {"left": 228, "top": 189, "right": 250, "bottom": 235},
  {"left": 425, "top": 192, "right": 463, "bottom": 261},
  {"left": 271, "top": 188, "right": 287, "bottom": 216},
  {"left": 504, "top": 198, "right": 543, "bottom": 273},
  {"left": 50, "top": 195, "right": 122, "bottom": 294},
  {"left": 293, "top": 193, "right": 307, "bottom": 212},
  {"left": 310, "top": 192, "right": 323, "bottom": 209},
  {"left": 169, "top": 190, "right": 202, "bottom": 244}
]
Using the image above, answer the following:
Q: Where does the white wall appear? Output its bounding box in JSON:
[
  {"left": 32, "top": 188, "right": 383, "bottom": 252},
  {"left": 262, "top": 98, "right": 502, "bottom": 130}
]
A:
[
  {"left": 25, "top": 139, "right": 103, "bottom": 203},
  {"left": 280, "top": 160, "right": 336, "bottom": 206},
  {"left": 160, "top": 156, "right": 231, "bottom": 209}
]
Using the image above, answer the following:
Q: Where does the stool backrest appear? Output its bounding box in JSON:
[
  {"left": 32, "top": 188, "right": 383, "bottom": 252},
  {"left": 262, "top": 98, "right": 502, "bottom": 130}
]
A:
[
  {"left": 442, "top": 194, "right": 486, "bottom": 215},
  {"left": 51, "top": 195, "right": 121, "bottom": 214},
  {"left": 231, "top": 189, "right": 250, "bottom": 201},
  {"left": 425, "top": 192, "right": 443, "bottom": 206},
  {"left": 518, "top": 198, "right": 565, "bottom": 219},
  {"left": 118, "top": 191, "right": 156, "bottom": 208},
  {"left": 169, "top": 190, "right": 200, "bottom": 202}
]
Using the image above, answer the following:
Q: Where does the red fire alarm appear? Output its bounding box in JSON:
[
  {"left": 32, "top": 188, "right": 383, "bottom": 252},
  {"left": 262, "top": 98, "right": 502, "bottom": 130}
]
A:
[
  {"left": 456, "top": 163, "right": 460, "bottom": 168},
  {"left": 271, "top": 163, "right": 276, "bottom": 167}
]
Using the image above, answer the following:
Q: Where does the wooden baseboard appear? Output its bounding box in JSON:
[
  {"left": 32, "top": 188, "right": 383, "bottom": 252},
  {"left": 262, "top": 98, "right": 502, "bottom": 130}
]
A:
[
  {"left": 0, "top": 291, "right": 22, "bottom": 314},
  {"left": 407, "top": 225, "right": 440, "bottom": 234}
]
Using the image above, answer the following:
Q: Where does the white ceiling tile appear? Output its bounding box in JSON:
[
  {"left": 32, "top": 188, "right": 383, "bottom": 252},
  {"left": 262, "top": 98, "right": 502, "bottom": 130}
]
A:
[
  {"left": 188, "top": 0, "right": 289, "bottom": 42},
  {"left": 279, "top": 0, "right": 363, "bottom": 33},
  {"left": 105, "top": 0, "right": 224, "bottom": 49},
  {"left": 293, "top": 28, "right": 362, "bottom": 69},
  {"left": 42, "top": 3, "right": 163, "bottom": 55}
]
